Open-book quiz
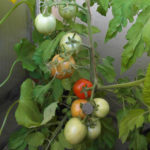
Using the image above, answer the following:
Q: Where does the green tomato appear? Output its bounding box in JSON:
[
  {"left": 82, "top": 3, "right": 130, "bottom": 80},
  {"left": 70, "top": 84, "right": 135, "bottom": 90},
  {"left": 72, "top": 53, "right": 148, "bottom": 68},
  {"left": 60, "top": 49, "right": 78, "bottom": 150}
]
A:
[
  {"left": 94, "top": 98, "right": 110, "bottom": 118},
  {"left": 34, "top": 13, "right": 56, "bottom": 34},
  {"left": 64, "top": 118, "right": 87, "bottom": 145},
  {"left": 88, "top": 120, "right": 101, "bottom": 139},
  {"left": 59, "top": 4, "right": 77, "bottom": 19},
  {"left": 60, "top": 32, "right": 82, "bottom": 53}
]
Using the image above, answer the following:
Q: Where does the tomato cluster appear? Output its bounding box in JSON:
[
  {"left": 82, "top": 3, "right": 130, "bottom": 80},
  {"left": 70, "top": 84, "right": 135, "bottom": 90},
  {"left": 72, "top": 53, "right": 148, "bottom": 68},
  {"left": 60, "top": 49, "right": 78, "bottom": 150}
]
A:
[
  {"left": 63, "top": 78, "right": 110, "bottom": 145},
  {"left": 34, "top": 2, "right": 110, "bottom": 146}
]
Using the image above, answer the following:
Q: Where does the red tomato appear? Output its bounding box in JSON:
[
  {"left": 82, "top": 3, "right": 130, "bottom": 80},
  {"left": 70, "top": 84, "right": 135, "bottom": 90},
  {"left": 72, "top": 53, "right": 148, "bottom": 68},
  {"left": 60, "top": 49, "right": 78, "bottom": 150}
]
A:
[{"left": 73, "top": 79, "right": 93, "bottom": 99}]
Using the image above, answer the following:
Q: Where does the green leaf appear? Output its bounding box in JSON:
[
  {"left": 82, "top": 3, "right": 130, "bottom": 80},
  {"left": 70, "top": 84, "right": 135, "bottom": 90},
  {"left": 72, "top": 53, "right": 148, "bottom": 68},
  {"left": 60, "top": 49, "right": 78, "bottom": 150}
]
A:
[
  {"left": 70, "top": 23, "right": 100, "bottom": 35},
  {"left": 61, "top": 79, "right": 71, "bottom": 91},
  {"left": 98, "top": 118, "right": 117, "bottom": 150},
  {"left": 51, "top": 130, "right": 73, "bottom": 150},
  {"left": 8, "top": 127, "right": 28, "bottom": 150},
  {"left": 96, "top": 0, "right": 109, "bottom": 16},
  {"left": 105, "top": 0, "right": 138, "bottom": 42},
  {"left": 78, "top": 69, "right": 90, "bottom": 80},
  {"left": 14, "top": 39, "right": 36, "bottom": 72},
  {"left": 129, "top": 130, "right": 148, "bottom": 150},
  {"left": 119, "top": 109, "right": 145, "bottom": 143},
  {"left": 28, "top": 145, "right": 38, "bottom": 150},
  {"left": 143, "top": 64, "right": 150, "bottom": 106},
  {"left": 77, "top": 10, "right": 87, "bottom": 23},
  {"left": 97, "top": 56, "right": 116, "bottom": 83},
  {"left": 32, "top": 29, "right": 44, "bottom": 44},
  {"left": 25, "top": 132, "right": 45, "bottom": 147},
  {"left": 15, "top": 79, "right": 42, "bottom": 128},
  {"left": 58, "top": 130, "right": 73, "bottom": 149},
  {"left": 33, "top": 32, "right": 65, "bottom": 73},
  {"left": 121, "top": 7, "right": 150, "bottom": 72},
  {"left": 52, "top": 79, "right": 63, "bottom": 101},
  {"left": 33, "top": 81, "right": 53, "bottom": 105},
  {"left": 41, "top": 102, "right": 58, "bottom": 125}
]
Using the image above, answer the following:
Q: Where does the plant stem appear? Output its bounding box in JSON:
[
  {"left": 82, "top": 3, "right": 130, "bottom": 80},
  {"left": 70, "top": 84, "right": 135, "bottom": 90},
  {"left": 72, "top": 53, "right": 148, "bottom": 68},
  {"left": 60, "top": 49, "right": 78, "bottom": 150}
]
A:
[
  {"left": 98, "top": 78, "right": 145, "bottom": 89},
  {"left": 0, "top": 0, "right": 26, "bottom": 25},
  {"left": 46, "top": 2, "right": 87, "bottom": 12},
  {"left": 85, "top": 0, "right": 97, "bottom": 102},
  {"left": 85, "top": 0, "right": 97, "bottom": 84},
  {"left": 0, "top": 60, "right": 18, "bottom": 88},
  {"left": 0, "top": 100, "right": 19, "bottom": 135},
  {"left": 45, "top": 115, "right": 67, "bottom": 150}
]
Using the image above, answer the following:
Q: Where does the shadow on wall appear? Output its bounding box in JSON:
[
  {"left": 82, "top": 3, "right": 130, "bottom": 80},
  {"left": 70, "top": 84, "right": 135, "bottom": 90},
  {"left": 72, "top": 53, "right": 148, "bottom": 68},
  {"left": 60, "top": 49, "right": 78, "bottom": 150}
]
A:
[{"left": 0, "top": 0, "right": 31, "bottom": 103}]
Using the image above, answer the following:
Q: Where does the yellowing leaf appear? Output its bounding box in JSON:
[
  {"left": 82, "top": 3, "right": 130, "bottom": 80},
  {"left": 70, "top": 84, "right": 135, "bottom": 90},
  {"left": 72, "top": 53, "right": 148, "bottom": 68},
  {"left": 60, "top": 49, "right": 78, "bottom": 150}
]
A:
[{"left": 10, "top": 0, "right": 17, "bottom": 4}]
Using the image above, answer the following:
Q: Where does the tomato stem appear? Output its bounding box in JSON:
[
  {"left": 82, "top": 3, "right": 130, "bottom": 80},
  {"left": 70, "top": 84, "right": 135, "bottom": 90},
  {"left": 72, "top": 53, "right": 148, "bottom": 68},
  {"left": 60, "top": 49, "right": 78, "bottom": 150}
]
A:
[
  {"left": 45, "top": 115, "right": 68, "bottom": 150},
  {"left": 85, "top": 0, "right": 97, "bottom": 102},
  {"left": 45, "top": 2, "right": 87, "bottom": 12},
  {"left": 98, "top": 78, "right": 145, "bottom": 89},
  {"left": 0, "top": 0, "right": 26, "bottom": 25}
]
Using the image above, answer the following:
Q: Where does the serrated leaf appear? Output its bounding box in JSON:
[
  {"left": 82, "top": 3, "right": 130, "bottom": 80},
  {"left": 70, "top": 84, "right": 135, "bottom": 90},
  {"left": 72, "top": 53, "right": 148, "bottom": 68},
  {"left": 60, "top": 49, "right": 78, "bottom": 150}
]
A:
[
  {"left": 98, "top": 117, "right": 117, "bottom": 150},
  {"left": 119, "top": 109, "right": 145, "bottom": 143},
  {"left": 41, "top": 102, "right": 58, "bottom": 125},
  {"left": 14, "top": 39, "right": 36, "bottom": 71},
  {"left": 96, "top": 0, "right": 109, "bottom": 16},
  {"left": 129, "top": 130, "right": 148, "bottom": 150},
  {"left": 97, "top": 56, "right": 116, "bottom": 83},
  {"left": 78, "top": 69, "right": 90, "bottom": 80},
  {"left": 15, "top": 79, "right": 42, "bottom": 128},
  {"left": 33, "top": 32, "right": 65, "bottom": 73},
  {"left": 105, "top": 0, "right": 139, "bottom": 42},
  {"left": 143, "top": 64, "right": 150, "bottom": 106},
  {"left": 61, "top": 79, "right": 71, "bottom": 91},
  {"left": 8, "top": 127, "right": 28, "bottom": 150},
  {"left": 121, "top": 7, "right": 150, "bottom": 72},
  {"left": 25, "top": 132, "right": 45, "bottom": 147},
  {"left": 52, "top": 79, "right": 63, "bottom": 101},
  {"left": 33, "top": 80, "right": 53, "bottom": 105},
  {"left": 77, "top": 10, "right": 88, "bottom": 23}
]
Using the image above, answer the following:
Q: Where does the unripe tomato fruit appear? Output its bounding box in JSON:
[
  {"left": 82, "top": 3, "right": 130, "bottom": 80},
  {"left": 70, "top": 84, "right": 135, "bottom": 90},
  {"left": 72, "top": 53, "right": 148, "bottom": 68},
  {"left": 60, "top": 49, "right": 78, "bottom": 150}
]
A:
[
  {"left": 50, "top": 55, "right": 75, "bottom": 79},
  {"left": 34, "top": 13, "right": 56, "bottom": 34},
  {"left": 64, "top": 118, "right": 87, "bottom": 145},
  {"left": 59, "top": 4, "right": 77, "bottom": 19},
  {"left": 94, "top": 98, "right": 110, "bottom": 118},
  {"left": 88, "top": 120, "right": 101, "bottom": 139},
  {"left": 73, "top": 79, "right": 93, "bottom": 99},
  {"left": 71, "top": 99, "right": 88, "bottom": 119},
  {"left": 60, "top": 32, "right": 82, "bottom": 54}
]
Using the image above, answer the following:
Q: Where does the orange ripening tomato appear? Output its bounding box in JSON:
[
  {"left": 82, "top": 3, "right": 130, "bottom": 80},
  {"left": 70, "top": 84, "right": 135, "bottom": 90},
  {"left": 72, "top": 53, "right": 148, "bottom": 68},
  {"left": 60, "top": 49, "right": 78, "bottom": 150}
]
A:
[
  {"left": 71, "top": 99, "right": 88, "bottom": 119},
  {"left": 51, "top": 54, "right": 75, "bottom": 79},
  {"left": 73, "top": 79, "right": 93, "bottom": 99}
]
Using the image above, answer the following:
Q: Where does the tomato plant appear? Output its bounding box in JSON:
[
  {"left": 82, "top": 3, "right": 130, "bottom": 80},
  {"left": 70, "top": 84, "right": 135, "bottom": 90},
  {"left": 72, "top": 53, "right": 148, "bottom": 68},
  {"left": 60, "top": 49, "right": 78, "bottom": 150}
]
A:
[
  {"left": 1, "top": 0, "right": 150, "bottom": 150},
  {"left": 34, "top": 13, "right": 56, "bottom": 34},
  {"left": 73, "top": 78, "right": 93, "bottom": 99},
  {"left": 64, "top": 118, "right": 87, "bottom": 145},
  {"left": 71, "top": 99, "right": 88, "bottom": 119}
]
